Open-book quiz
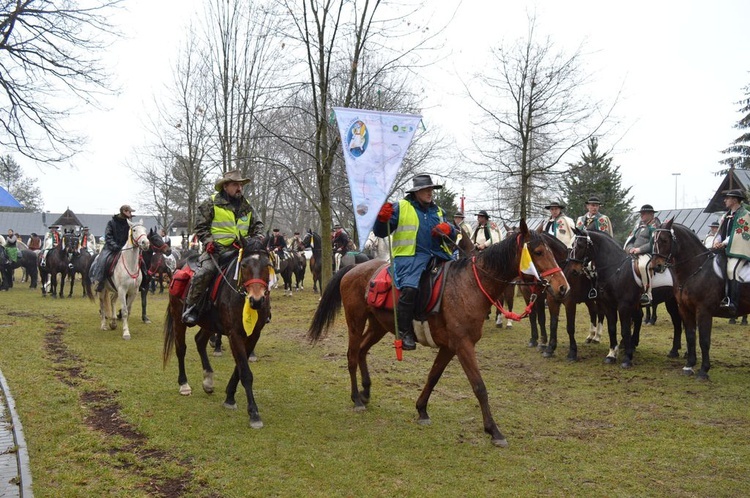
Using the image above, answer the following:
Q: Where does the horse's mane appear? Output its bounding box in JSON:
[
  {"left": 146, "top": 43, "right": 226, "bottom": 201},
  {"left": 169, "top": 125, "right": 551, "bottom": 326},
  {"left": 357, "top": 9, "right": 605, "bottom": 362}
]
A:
[
  {"left": 539, "top": 232, "right": 568, "bottom": 262},
  {"left": 671, "top": 222, "right": 704, "bottom": 251},
  {"left": 452, "top": 231, "right": 522, "bottom": 274}
]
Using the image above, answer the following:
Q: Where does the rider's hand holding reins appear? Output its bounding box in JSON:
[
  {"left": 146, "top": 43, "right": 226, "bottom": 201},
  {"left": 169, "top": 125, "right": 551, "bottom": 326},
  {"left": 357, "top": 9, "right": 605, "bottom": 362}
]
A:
[
  {"left": 431, "top": 222, "right": 451, "bottom": 238},
  {"left": 377, "top": 203, "right": 393, "bottom": 223},
  {"left": 205, "top": 241, "right": 216, "bottom": 254}
]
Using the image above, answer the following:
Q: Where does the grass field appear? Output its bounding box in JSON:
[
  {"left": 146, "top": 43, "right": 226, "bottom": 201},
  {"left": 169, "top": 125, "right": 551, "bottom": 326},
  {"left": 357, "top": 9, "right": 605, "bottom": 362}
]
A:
[{"left": 0, "top": 270, "right": 749, "bottom": 497}]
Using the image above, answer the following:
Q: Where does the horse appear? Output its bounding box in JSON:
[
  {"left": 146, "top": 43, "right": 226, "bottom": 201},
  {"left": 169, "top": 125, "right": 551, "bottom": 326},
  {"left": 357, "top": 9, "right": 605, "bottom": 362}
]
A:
[
  {"left": 293, "top": 250, "right": 306, "bottom": 290},
  {"left": 39, "top": 232, "right": 77, "bottom": 298},
  {"left": 6, "top": 249, "right": 38, "bottom": 289},
  {"left": 0, "top": 245, "right": 12, "bottom": 290},
  {"left": 278, "top": 249, "right": 301, "bottom": 296},
  {"left": 84, "top": 221, "right": 150, "bottom": 339},
  {"left": 162, "top": 240, "right": 272, "bottom": 428},
  {"left": 651, "top": 219, "right": 743, "bottom": 379},
  {"left": 302, "top": 231, "right": 322, "bottom": 293},
  {"left": 307, "top": 220, "right": 569, "bottom": 447},
  {"left": 130, "top": 228, "right": 172, "bottom": 324}
]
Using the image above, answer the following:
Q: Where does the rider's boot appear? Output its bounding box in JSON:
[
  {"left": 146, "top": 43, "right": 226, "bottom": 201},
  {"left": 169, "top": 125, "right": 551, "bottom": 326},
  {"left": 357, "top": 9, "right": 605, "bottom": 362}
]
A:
[
  {"left": 720, "top": 280, "right": 736, "bottom": 314},
  {"left": 181, "top": 271, "right": 209, "bottom": 326},
  {"left": 397, "top": 287, "right": 418, "bottom": 351},
  {"left": 727, "top": 280, "right": 741, "bottom": 316}
]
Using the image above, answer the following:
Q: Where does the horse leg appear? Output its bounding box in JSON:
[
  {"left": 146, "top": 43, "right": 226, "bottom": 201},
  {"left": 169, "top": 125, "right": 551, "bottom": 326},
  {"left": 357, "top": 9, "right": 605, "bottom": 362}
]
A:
[
  {"left": 666, "top": 297, "right": 683, "bottom": 358},
  {"left": 562, "top": 298, "right": 578, "bottom": 361},
  {"left": 542, "top": 299, "right": 560, "bottom": 358},
  {"left": 347, "top": 317, "right": 373, "bottom": 410},
  {"left": 527, "top": 307, "right": 539, "bottom": 348},
  {"left": 696, "top": 312, "right": 713, "bottom": 380},
  {"left": 120, "top": 291, "right": 131, "bottom": 339},
  {"left": 228, "top": 333, "right": 262, "bottom": 428},
  {"left": 67, "top": 272, "right": 74, "bottom": 298},
  {"left": 618, "top": 308, "right": 636, "bottom": 369},
  {"left": 536, "top": 297, "right": 548, "bottom": 349},
  {"left": 141, "top": 288, "right": 151, "bottom": 324},
  {"left": 355, "top": 323, "right": 387, "bottom": 406},
  {"left": 603, "top": 311, "right": 619, "bottom": 364},
  {"left": 415, "top": 347, "right": 455, "bottom": 425},
  {"left": 58, "top": 272, "right": 65, "bottom": 298},
  {"left": 194, "top": 327, "right": 214, "bottom": 394},
  {"left": 584, "top": 301, "right": 598, "bottom": 343},
  {"left": 453, "top": 344, "right": 507, "bottom": 447},
  {"left": 169, "top": 305, "right": 192, "bottom": 395}
]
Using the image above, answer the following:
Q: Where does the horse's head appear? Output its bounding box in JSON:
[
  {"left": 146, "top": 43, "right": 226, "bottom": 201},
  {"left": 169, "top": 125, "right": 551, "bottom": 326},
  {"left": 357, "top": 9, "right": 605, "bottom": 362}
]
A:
[
  {"left": 651, "top": 218, "right": 675, "bottom": 274},
  {"left": 240, "top": 249, "right": 272, "bottom": 310},
  {"left": 518, "top": 219, "right": 569, "bottom": 300},
  {"left": 566, "top": 227, "right": 592, "bottom": 276},
  {"left": 64, "top": 233, "right": 79, "bottom": 255},
  {"left": 129, "top": 221, "right": 150, "bottom": 252},
  {"left": 148, "top": 228, "right": 172, "bottom": 256}
]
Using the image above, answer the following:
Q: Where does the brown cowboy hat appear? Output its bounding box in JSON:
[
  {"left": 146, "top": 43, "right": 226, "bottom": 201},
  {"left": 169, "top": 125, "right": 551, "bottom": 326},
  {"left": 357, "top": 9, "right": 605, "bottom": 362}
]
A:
[
  {"left": 406, "top": 174, "right": 443, "bottom": 193},
  {"left": 214, "top": 169, "right": 251, "bottom": 192}
]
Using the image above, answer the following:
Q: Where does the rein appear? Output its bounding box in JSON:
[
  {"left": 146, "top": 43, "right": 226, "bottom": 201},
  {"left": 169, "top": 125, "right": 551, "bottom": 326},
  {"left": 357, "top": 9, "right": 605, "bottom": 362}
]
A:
[{"left": 471, "top": 258, "right": 537, "bottom": 321}]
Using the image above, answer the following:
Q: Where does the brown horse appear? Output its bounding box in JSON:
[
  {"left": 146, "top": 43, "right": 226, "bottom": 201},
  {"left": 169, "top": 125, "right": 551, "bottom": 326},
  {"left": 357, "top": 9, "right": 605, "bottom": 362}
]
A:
[
  {"left": 303, "top": 231, "right": 322, "bottom": 293},
  {"left": 307, "top": 220, "right": 569, "bottom": 447},
  {"left": 162, "top": 241, "right": 272, "bottom": 428}
]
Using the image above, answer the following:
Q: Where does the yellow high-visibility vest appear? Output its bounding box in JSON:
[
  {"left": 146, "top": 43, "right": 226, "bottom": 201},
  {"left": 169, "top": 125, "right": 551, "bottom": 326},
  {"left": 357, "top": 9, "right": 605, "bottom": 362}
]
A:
[
  {"left": 211, "top": 194, "right": 250, "bottom": 246},
  {"left": 391, "top": 199, "right": 448, "bottom": 257}
]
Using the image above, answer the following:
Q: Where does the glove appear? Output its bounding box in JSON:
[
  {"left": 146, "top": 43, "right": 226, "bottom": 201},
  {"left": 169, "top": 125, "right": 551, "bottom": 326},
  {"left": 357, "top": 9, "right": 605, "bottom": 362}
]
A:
[
  {"left": 205, "top": 241, "right": 216, "bottom": 254},
  {"left": 377, "top": 202, "right": 394, "bottom": 223},
  {"left": 431, "top": 222, "right": 451, "bottom": 238}
]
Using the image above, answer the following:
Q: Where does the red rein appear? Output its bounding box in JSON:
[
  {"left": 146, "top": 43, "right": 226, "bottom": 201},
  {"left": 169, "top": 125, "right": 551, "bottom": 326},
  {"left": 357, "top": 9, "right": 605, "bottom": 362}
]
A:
[{"left": 471, "top": 238, "right": 563, "bottom": 322}]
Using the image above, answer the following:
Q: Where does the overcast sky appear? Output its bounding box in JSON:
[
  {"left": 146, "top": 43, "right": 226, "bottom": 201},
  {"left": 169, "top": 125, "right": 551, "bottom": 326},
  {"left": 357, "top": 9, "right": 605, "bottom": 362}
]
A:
[{"left": 27, "top": 0, "right": 750, "bottom": 220}]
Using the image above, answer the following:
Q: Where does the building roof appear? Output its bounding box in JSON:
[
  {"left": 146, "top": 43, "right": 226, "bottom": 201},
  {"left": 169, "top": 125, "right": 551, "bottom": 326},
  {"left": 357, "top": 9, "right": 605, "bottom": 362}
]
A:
[
  {"left": 705, "top": 168, "right": 750, "bottom": 213},
  {"left": 0, "top": 210, "right": 161, "bottom": 240}
]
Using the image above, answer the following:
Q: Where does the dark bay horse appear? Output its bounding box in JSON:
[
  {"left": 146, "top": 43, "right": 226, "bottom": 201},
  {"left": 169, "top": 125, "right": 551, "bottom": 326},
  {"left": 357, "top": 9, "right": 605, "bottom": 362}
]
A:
[
  {"left": 651, "top": 219, "right": 739, "bottom": 379},
  {"left": 163, "top": 242, "right": 272, "bottom": 428},
  {"left": 302, "top": 231, "right": 322, "bottom": 293},
  {"left": 278, "top": 250, "right": 303, "bottom": 296},
  {"left": 39, "top": 232, "right": 76, "bottom": 298},
  {"left": 307, "top": 221, "right": 569, "bottom": 447},
  {"left": 0, "top": 246, "right": 12, "bottom": 290},
  {"left": 137, "top": 229, "right": 171, "bottom": 323},
  {"left": 567, "top": 228, "right": 682, "bottom": 368},
  {"left": 7, "top": 249, "right": 38, "bottom": 289}
]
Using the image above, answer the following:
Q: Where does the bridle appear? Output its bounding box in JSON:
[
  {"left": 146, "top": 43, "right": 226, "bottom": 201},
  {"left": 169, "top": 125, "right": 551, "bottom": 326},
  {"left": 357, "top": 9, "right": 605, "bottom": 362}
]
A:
[
  {"left": 568, "top": 234, "right": 592, "bottom": 265},
  {"left": 651, "top": 228, "right": 675, "bottom": 265}
]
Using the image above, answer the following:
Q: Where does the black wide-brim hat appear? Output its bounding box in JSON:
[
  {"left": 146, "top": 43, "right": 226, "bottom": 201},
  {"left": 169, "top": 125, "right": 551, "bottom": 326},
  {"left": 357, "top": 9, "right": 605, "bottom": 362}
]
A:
[
  {"left": 544, "top": 201, "right": 566, "bottom": 210},
  {"left": 585, "top": 196, "right": 602, "bottom": 205},
  {"left": 476, "top": 210, "right": 490, "bottom": 219},
  {"left": 453, "top": 211, "right": 465, "bottom": 218},
  {"left": 639, "top": 204, "right": 655, "bottom": 213},
  {"left": 723, "top": 189, "right": 747, "bottom": 201},
  {"left": 406, "top": 174, "right": 443, "bottom": 193}
]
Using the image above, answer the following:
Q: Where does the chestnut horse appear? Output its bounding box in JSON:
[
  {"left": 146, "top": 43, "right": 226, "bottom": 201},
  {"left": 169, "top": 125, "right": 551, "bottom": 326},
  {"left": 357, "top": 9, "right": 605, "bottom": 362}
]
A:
[
  {"left": 162, "top": 241, "right": 272, "bottom": 428},
  {"left": 651, "top": 219, "right": 738, "bottom": 379},
  {"left": 307, "top": 220, "right": 569, "bottom": 447}
]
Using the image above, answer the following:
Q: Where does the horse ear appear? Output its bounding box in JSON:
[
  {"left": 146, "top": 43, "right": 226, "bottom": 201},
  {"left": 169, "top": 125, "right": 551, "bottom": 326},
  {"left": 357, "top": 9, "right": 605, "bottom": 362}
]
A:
[{"left": 519, "top": 219, "right": 529, "bottom": 237}]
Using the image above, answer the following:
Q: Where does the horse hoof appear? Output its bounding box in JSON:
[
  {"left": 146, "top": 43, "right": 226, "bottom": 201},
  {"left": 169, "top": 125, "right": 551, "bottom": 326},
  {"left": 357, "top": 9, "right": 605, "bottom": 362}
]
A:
[
  {"left": 353, "top": 404, "right": 366, "bottom": 412},
  {"left": 527, "top": 341, "right": 537, "bottom": 348},
  {"left": 604, "top": 356, "right": 616, "bottom": 364},
  {"left": 667, "top": 350, "right": 679, "bottom": 359},
  {"left": 696, "top": 372, "right": 710, "bottom": 381},
  {"left": 542, "top": 351, "right": 554, "bottom": 358},
  {"left": 491, "top": 438, "right": 509, "bottom": 448},
  {"left": 620, "top": 361, "right": 632, "bottom": 369},
  {"left": 417, "top": 417, "right": 431, "bottom": 426},
  {"left": 223, "top": 402, "right": 238, "bottom": 410},
  {"left": 213, "top": 350, "right": 223, "bottom": 357},
  {"left": 179, "top": 384, "right": 192, "bottom": 396},
  {"left": 122, "top": 334, "right": 131, "bottom": 340},
  {"left": 142, "top": 317, "right": 152, "bottom": 324},
  {"left": 591, "top": 339, "right": 600, "bottom": 344},
  {"left": 585, "top": 338, "right": 592, "bottom": 344},
  {"left": 248, "top": 353, "right": 258, "bottom": 363},
  {"left": 682, "top": 367, "right": 694, "bottom": 376},
  {"left": 505, "top": 323, "right": 513, "bottom": 329},
  {"left": 249, "top": 420, "right": 264, "bottom": 429},
  {"left": 202, "top": 384, "right": 214, "bottom": 394}
]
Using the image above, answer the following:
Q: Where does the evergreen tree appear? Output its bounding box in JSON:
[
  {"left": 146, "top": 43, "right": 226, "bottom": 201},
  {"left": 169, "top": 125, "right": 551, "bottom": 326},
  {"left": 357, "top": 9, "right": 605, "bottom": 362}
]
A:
[
  {"left": 0, "top": 155, "right": 43, "bottom": 211},
  {"left": 562, "top": 138, "right": 634, "bottom": 244},
  {"left": 719, "top": 82, "right": 750, "bottom": 172},
  {"left": 433, "top": 187, "right": 461, "bottom": 218}
]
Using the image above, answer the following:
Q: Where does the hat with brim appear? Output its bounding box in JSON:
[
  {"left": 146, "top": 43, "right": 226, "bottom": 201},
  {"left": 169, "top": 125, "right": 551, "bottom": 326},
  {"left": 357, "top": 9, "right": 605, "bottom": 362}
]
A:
[
  {"left": 544, "top": 201, "right": 566, "bottom": 210},
  {"left": 722, "top": 189, "right": 746, "bottom": 201},
  {"left": 120, "top": 204, "right": 135, "bottom": 215},
  {"left": 585, "top": 196, "right": 602, "bottom": 205},
  {"left": 639, "top": 204, "right": 655, "bottom": 213},
  {"left": 476, "top": 210, "right": 490, "bottom": 219},
  {"left": 454, "top": 212, "right": 465, "bottom": 219},
  {"left": 215, "top": 169, "right": 251, "bottom": 192},
  {"left": 406, "top": 174, "right": 443, "bottom": 193},
  {"left": 710, "top": 221, "right": 720, "bottom": 227}
]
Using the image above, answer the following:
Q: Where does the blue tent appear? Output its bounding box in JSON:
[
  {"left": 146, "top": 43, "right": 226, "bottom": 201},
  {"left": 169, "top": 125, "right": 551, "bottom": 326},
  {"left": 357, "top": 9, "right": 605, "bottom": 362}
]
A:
[{"left": 0, "top": 186, "right": 23, "bottom": 208}]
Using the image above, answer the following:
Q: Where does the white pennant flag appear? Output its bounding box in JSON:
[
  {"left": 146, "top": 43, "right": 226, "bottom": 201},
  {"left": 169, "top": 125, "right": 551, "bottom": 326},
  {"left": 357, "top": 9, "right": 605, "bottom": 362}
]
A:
[{"left": 334, "top": 107, "right": 423, "bottom": 250}]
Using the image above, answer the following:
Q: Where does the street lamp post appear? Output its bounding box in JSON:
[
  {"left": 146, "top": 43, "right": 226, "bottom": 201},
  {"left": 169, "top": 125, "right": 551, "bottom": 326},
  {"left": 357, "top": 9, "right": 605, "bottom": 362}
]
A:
[{"left": 672, "top": 173, "right": 681, "bottom": 209}]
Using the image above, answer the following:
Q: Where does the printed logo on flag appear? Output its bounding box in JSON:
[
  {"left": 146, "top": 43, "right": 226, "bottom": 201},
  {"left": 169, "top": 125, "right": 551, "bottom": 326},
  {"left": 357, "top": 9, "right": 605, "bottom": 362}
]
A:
[{"left": 346, "top": 120, "right": 369, "bottom": 158}]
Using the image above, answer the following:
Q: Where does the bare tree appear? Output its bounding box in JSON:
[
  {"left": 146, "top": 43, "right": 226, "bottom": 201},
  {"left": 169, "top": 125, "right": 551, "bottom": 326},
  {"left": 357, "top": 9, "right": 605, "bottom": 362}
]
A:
[
  {"left": 465, "top": 16, "right": 619, "bottom": 220},
  {"left": 0, "top": 0, "right": 122, "bottom": 163}
]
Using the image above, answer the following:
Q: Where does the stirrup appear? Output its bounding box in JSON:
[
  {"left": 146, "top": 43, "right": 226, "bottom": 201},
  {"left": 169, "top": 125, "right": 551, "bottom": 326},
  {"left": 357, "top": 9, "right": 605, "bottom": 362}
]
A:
[
  {"left": 640, "top": 293, "right": 651, "bottom": 306},
  {"left": 720, "top": 297, "right": 731, "bottom": 308}
]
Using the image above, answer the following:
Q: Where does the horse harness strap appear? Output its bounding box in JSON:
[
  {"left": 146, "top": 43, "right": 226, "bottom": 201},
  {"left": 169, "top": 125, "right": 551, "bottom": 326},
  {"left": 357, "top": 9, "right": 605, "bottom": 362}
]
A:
[{"left": 471, "top": 257, "right": 535, "bottom": 322}]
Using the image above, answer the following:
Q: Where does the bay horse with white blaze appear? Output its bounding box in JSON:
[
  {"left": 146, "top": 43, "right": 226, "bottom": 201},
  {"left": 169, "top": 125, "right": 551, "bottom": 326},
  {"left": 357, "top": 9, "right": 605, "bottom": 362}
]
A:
[
  {"left": 162, "top": 239, "right": 272, "bottom": 428},
  {"left": 307, "top": 220, "right": 569, "bottom": 447}
]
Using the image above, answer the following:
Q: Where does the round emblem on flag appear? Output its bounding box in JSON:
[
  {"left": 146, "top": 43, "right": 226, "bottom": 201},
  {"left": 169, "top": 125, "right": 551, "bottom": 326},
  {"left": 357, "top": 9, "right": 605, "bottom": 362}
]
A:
[{"left": 346, "top": 120, "right": 369, "bottom": 157}]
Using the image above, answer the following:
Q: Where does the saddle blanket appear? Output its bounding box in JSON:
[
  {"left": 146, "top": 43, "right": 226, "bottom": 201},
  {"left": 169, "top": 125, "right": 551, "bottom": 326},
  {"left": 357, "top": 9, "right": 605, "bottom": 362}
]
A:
[
  {"left": 712, "top": 257, "right": 750, "bottom": 283},
  {"left": 631, "top": 263, "right": 673, "bottom": 289}
]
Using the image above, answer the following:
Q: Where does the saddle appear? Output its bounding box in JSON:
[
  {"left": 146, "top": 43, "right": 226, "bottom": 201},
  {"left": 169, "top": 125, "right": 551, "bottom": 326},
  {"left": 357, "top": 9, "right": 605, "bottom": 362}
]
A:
[{"left": 365, "top": 259, "right": 451, "bottom": 319}]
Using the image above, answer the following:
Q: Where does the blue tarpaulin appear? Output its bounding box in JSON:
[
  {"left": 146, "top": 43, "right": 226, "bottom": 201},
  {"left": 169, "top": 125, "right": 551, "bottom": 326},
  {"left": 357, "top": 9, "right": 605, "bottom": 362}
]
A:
[{"left": 0, "top": 186, "right": 23, "bottom": 208}]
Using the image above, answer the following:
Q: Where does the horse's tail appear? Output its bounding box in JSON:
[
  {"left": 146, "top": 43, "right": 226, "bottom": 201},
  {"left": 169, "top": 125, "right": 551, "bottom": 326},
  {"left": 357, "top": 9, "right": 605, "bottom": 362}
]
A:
[
  {"left": 162, "top": 307, "right": 175, "bottom": 368},
  {"left": 82, "top": 268, "right": 95, "bottom": 301},
  {"left": 307, "top": 264, "right": 355, "bottom": 343}
]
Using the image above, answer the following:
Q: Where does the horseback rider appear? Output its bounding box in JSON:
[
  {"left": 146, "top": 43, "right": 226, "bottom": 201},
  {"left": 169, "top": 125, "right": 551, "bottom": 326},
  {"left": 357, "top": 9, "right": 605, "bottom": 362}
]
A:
[
  {"left": 373, "top": 173, "right": 455, "bottom": 351},
  {"left": 542, "top": 201, "right": 575, "bottom": 248},
  {"left": 576, "top": 196, "right": 614, "bottom": 236},
  {"left": 332, "top": 225, "right": 350, "bottom": 272},
  {"left": 713, "top": 189, "right": 750, "bottom": 315},
  {"left": 182, "top": 170, "right": 264, "bottom": 326},
  {"left": 452, "top": 211, "right": 472, "bottom": 236},
  {"left": 4, "top": 229, "right": 18, "bottom": 263},
  {"left": 90, "top": 205, "right": 135, "bottom": 292},
  {"left": 471, "top": 210, "right": 502, "bottom": 251},
  {"left": 160, "top": 228, "right": 172, "bottom": 248},
  {"left": 624, "top": 204, "right": 661, "bottom": 305},
  {"left": 40, "top": 225, "right": 62, "bottom": 267},
  {"left": 703, "top": 221, "right": 720, "bottom": 249},
  {"left": 289, "top": 231, "right": 305, "bottom": 253},
  {"left": 79, "top": 226, "right": 97, "bottom": 255},
  {"left": 27, "top": 232, "right": 41, "bottom": 251},
  {"left": 268, "top": 228, "right": 287, "bottom": 270}
]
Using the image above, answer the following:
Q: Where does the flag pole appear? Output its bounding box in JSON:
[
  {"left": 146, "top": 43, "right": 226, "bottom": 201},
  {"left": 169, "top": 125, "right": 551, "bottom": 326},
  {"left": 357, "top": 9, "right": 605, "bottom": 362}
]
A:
[{"left": 386, "top": 221, "right": 402, "bottom": 361}]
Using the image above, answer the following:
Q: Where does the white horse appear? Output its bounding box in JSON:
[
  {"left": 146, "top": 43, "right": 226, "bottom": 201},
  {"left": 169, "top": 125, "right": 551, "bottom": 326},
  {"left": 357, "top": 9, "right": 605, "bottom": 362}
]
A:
[
  {"left": 95, "top": 221, "right": 150, "bottom": 339},
  {"left": 363, "top": 231, "right": 390, "bottom": 262}
]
